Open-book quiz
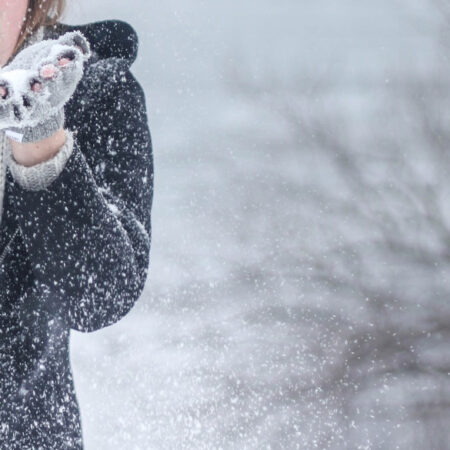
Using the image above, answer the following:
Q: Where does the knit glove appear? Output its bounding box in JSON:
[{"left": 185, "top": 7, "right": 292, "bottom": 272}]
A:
[{"left": 0, "top": 31, "right": 91, "bottom": 143}]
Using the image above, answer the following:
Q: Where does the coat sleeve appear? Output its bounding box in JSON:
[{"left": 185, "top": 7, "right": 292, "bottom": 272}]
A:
[{"left": 6, "top": 63, "right": 154, "bottom": 333}]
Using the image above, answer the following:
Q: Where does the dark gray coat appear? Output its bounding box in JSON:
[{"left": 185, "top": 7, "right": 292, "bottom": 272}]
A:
[{"left": 0, "top": 19, "right": 153, "bottom": 449}]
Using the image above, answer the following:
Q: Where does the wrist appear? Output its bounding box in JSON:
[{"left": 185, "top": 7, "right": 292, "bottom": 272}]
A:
[{"left": 9, "top": 128, "right": 67, "bottom": 167}]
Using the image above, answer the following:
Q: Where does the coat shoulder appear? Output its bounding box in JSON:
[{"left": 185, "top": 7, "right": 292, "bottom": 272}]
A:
[{"left": 44, "top": 19, "right": 139, "bottom": 66}]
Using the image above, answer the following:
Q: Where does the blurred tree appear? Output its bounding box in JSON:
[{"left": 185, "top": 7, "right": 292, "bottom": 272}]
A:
[{"left": 224, "top": 2, "right": 450, "bottom": 448}]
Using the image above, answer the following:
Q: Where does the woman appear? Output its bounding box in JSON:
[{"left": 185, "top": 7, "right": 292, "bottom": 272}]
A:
[{"left": 0, "top": 0, "right": 154, "bottom": 448}]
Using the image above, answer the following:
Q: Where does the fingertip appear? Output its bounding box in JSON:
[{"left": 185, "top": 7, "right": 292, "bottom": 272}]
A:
[
  {"left": 40, "top": 64, "right": 58, "bottom": 79},
  {"left": 58, "top": 57, "right": 71, "bottom": 67},
  {"left": 31, "top": 81, "right": 42, "bottom": 92}
]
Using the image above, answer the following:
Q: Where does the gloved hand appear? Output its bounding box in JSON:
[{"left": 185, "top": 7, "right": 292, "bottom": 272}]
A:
[{"left": 0, "top": 31, "right": 91, "bottom": 143}]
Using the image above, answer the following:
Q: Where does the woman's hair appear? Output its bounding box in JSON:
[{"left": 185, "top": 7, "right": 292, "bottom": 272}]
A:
[{"left": 12, "top": 0, "right": 66, "bottom": 57}]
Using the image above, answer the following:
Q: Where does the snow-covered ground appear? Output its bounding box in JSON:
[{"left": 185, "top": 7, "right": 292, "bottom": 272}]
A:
[{"left": 65, "top": 1, "right": 449, "bottom": 448}]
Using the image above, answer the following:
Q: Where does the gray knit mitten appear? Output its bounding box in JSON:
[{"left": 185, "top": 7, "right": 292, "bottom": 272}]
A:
[{"left": 0, "top": 31, "right": 91, "bottom": 143}]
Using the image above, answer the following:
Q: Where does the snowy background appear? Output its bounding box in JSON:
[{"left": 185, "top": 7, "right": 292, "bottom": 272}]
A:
[{"left": 66, "top": 0, "right": 450, "bottom": 448}]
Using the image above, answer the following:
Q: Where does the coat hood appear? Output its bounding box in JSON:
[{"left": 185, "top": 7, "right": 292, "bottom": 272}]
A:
[{"left": 43, "top": 19, "right": 139, "bottom": 68}]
